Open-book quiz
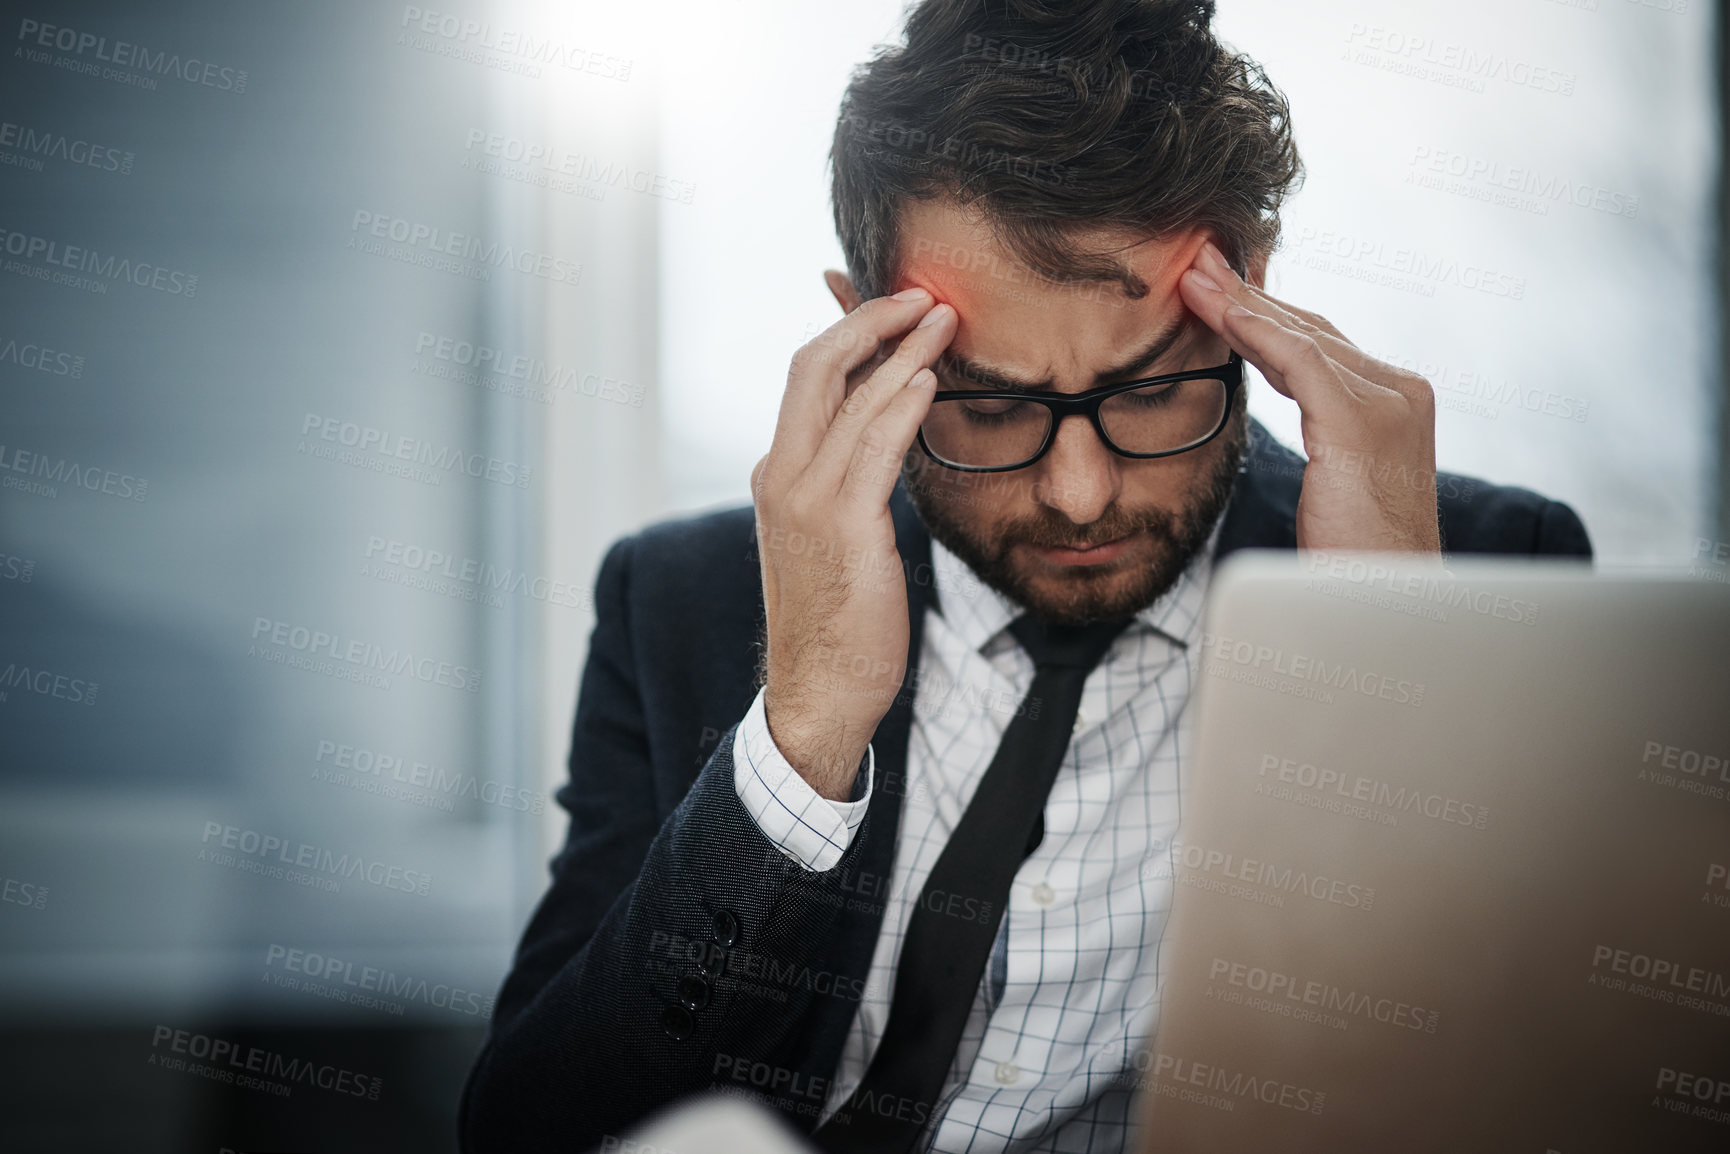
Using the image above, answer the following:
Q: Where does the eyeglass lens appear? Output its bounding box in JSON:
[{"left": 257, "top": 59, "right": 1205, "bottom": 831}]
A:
[{"left": 920, "top": 376, "right": 1229, "bottom": 469}]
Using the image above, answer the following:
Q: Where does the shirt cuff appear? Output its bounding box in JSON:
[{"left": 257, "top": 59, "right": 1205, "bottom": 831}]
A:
[{"left": 732, "top": 687, "right": 874, "bottom": 872}]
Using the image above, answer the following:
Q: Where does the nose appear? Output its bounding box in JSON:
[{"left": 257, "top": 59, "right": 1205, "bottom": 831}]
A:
[{"left": 1032, "top": 413, "right": 1121, "bottom": 524}]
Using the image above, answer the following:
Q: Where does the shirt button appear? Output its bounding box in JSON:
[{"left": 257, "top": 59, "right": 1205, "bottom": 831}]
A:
[
  {"left": 1072, "top": 709, "right": 1088, "bottom": 734},
  {"left": 1031, "top": 882, "right": 1056, "bottom": 906},
  {"left": 994, "top": 1061, "right": 1021, "bottom": 1085}
]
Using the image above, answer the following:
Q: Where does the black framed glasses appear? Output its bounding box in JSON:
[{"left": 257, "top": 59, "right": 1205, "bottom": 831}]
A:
[{"left": 916, "top": 351, "right": 1243, "bottom": 473}]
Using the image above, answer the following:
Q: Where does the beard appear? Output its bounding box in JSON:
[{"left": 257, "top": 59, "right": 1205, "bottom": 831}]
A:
[{"left": 903, "top": 407, "right": 1247, "bottom": 626}]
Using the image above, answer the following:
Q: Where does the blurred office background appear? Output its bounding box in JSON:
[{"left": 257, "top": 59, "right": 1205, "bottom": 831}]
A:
[{"left": 0, "top": 0, "right": 1721, "bottom": 1149}]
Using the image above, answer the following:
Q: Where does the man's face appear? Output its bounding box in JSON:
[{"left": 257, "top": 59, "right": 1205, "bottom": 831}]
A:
[{"left": 888, "top": 198, "right": 1248, "bottom": 625}]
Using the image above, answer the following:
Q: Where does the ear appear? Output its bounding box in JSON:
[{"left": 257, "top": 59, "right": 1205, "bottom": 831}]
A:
[
  {"left": 823, "top": 269, "right": 866, "bottom": 315},
  {"left": 1245, "top": 250, "right": 1269, "bottom": 291}
]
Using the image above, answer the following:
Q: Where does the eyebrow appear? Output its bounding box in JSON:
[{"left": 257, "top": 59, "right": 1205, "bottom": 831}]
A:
[{"left": 936, "top": 317, "right": 1192, "bottom": 394}]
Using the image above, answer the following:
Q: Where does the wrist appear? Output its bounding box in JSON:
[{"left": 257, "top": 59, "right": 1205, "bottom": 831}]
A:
[{"left": 763, "top": 692, "right": 874, "bottom": 801}]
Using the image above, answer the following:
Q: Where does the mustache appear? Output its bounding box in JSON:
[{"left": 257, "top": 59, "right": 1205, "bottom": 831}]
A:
[{"left": 994, "top": 504, "right": 1177, "bottom": 554}]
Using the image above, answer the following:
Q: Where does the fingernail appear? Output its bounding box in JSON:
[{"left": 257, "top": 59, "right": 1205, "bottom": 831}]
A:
[
  {"left": 1226, "top": 305, "right": 1254, "bottom": 317},
  {"left": 915, "top": 303, "right": 951, "bottom": 328},
  {"left": 1187, "top": 270, "right": 1222, "bottom": 293},
  {"left": 1203, "top": 242, "right": 1232, "bottom": 272},
  {"left": 893, "top": 287, "right": 931, "bottom": 301}
]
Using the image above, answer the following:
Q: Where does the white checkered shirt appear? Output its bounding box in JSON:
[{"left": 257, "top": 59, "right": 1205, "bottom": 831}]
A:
[{"left": 733, "top": 523, "right": 1219, "bottom": 1152}]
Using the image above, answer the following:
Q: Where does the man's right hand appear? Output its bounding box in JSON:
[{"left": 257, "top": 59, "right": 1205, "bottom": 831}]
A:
[{"left": 751, "top": 287, "right": 957, "bottom": 801}]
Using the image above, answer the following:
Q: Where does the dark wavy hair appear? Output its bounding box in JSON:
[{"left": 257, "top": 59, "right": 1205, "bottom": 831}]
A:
[{"left": 830, "top": 0, "right": 1303, "bottom": 301}]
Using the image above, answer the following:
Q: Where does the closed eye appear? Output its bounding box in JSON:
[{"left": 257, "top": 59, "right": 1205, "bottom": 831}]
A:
[
  {"left": 957, "top": 397, "right": 1038, "bottom": 424},
  {"left": 1110, "top": 380, "right": 1183, "bottom": 409}
]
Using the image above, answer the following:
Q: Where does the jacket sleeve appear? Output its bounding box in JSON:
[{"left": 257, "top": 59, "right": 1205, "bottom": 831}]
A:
[
  {"left": 1437, "top": 477, "right": 1594, "bottom": 562},
  {"left": 1533, "top": 497, "right": 1592, "bottom": 559},
  {"left": 458, "top": 533, "right": 877, "bottom": 1153},
  {"left": 734, "top": 686, "right": 875, "bottom": 871}
]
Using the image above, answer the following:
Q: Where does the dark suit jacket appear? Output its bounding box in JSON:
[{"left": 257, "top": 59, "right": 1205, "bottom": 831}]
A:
[{"left": 458, "top": 420, "right": 1592, "bottom": 1153}]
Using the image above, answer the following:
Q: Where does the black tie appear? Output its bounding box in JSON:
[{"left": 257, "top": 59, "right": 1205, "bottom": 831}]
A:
[{"left": 812, "top": 613, "right": 1131, "bottom": 1153}]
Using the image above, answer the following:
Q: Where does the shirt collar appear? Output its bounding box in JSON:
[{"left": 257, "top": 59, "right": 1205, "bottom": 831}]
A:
[{"left": 928, "top": 513, "right": 1223, "bottom": 656}]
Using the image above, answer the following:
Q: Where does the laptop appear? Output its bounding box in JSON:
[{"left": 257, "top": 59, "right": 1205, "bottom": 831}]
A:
[{"left": 1139, "top": 551, "right": 1730, "bottom": 1152}]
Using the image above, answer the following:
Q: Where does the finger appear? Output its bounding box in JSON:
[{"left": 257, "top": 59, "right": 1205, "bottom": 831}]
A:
[
  {"left": 1219, "top": 307, "right": 1430, "bottom": 435},
  {"left": 1256, "top": 292, "right": 1347, "bottom": 343},
  {"left": 1185, "top": 245, "right": 1360, "bottom": 364},
  {"left": 1178, "top": 263, "right": 1321, "bottom": 397},
  {"left": 838, "top": 368, "right": 938, "bottom": 509},
  {"left": 1226, "top": 273, "right": 1350, "bottom": 342},
  {"left": 1182, "top": 271, "right": 1388, "bottom": 409},
  {"left": 1188, "top": 245, "right": 1430, "bottom": 403},
  {"left": 1239, "top": 298, "right": 1431, "bottom": 405},
  {"left": 1243, "top": 288, "right": 1432, "bottom": 405},
  {"left": 1237, "top": 290, "right": 1415, "bottom": 396},
  {"left": 806, "top": 303, "right": 956, "bottom": 493},
  {"left": 771, "top": 288, "right": 935, "bottom": 469},
  {"left": 1183, "top": 287, "right": 1362, "bottom": 418},
  {"left": 1234, "top": 282, "right": 1424, "bottom": 392}
]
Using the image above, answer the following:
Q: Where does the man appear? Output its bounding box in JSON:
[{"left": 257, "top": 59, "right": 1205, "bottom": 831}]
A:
[{"left": 460, "top": 1, "right": 1591, "bottom": 1151}]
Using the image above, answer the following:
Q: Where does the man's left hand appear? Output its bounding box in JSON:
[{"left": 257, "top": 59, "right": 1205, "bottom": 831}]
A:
[{"left": 1179, "top": 239, "right": 1443, "bottom": 554}]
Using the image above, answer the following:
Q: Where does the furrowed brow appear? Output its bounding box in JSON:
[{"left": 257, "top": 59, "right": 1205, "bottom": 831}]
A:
[
  {"left": 1095, "top": 317, "right": 1191, "bottom": 382},
  {"left": 936, "top": 317, "right": 1192, "bottom": 394},
  {"left": 935, "top": 353, "right": 1047, "bottom": 394}
]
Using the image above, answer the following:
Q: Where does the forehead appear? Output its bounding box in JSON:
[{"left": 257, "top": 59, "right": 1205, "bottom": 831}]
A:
[{"left": 892, "top": 198, "right": 1209, "bottom": 386}]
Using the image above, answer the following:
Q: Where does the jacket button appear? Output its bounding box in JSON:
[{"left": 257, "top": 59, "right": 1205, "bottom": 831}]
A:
[
  {"left": 712, "top": 909, "right": 740, "bottom": 947},
  {"left": 661, "top": 1004, "right": 694, "bottom": 1040},
  {"left": 679, "top": 975, "right": 711, "bottom": 1011},
  {"left": 696, "top": 941, "right": 726, "bottom": 977}
]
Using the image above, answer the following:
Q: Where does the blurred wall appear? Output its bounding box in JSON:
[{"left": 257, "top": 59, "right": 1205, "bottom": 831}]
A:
[{"left": 0, "top": 0, "right": 659, "bottom": 1149}]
